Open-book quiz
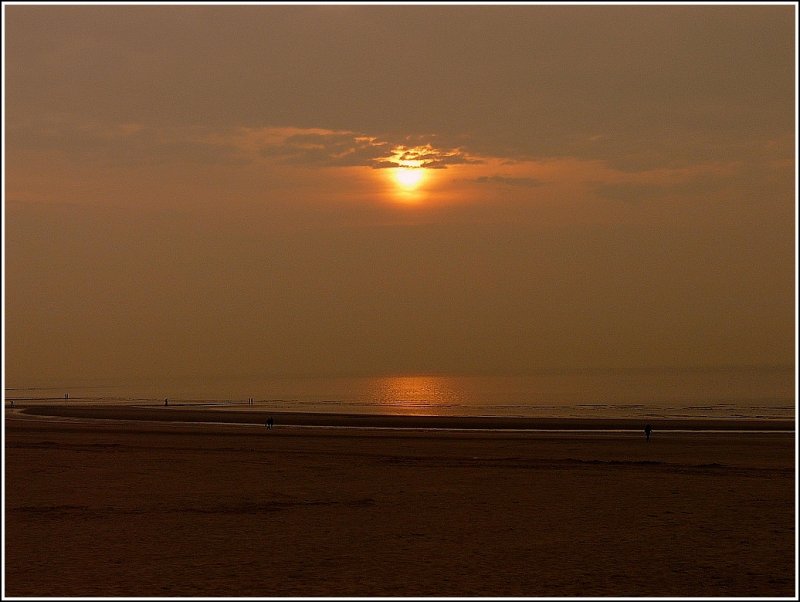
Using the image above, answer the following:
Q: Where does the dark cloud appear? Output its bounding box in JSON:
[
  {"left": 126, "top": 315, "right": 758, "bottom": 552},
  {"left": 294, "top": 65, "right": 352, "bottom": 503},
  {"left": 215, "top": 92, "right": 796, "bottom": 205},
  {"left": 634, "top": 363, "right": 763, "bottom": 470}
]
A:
[
  {"left": 258, "top": 133, "right": 483, "bottom": 170},
  {"left": 7, "top": 120, "right": 250, "bottom": 167},
  {"left": 417, "top": 161, "right": 449, "bottom": 170},
  {"left": 371, "top": 160, "right": 402, "bottom": 170},
  {"left": 371, "top": 144, "right": 483, "bottom": 170},
  {"left": 258, "top": 132, "right": 389, "bottom": 167},
  {"left": 592, "top": 174, "right": 728, "bottom": 203}
]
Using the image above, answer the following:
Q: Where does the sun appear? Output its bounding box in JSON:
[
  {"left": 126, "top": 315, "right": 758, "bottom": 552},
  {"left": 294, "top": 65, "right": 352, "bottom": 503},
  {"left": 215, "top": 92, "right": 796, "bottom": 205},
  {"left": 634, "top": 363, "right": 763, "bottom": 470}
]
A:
[{"left": 393, "top": 167, "right": 424, "bottom": 189}]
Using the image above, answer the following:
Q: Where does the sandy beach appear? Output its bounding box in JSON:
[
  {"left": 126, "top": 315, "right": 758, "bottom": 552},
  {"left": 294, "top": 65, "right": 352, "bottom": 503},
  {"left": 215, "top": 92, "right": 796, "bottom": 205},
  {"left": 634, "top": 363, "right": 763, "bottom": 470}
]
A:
[{"left": 4, "top": 405, "right": 796, "bottom": 597}]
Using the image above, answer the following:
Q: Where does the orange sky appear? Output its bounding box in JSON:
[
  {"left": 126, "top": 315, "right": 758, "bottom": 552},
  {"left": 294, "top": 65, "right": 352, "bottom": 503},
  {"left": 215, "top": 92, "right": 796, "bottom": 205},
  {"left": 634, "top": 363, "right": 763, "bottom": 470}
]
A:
[{"left": 4, "top": 4, "right": 796, "bottom": 383}]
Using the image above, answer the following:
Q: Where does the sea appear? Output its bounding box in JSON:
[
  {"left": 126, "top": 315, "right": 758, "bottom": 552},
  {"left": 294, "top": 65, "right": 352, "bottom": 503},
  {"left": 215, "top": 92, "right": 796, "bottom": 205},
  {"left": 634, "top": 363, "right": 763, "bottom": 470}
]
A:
[{"left": 4, "top": 366, "right": 795, "bottom": 421}]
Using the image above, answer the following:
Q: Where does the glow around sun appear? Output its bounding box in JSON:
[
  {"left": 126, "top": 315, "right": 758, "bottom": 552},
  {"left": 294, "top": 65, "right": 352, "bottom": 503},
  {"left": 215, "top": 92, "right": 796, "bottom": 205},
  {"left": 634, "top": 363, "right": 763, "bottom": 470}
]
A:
[{"left": 393, "top": 167, "right": 424, "bottom": 189}]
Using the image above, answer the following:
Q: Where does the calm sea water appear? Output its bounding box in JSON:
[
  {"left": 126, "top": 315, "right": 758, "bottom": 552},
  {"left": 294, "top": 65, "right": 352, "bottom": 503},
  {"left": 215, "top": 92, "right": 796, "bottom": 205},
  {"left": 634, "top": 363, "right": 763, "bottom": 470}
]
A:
[{"left": 5, "top": 367, "right": 795, "bottom": 420}]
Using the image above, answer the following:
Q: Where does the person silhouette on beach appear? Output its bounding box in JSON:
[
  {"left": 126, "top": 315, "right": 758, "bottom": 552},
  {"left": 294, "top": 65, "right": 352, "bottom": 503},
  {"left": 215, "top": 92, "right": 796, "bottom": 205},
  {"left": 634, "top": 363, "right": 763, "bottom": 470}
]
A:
[
  {"left": 644, "top": 424, "right": 652, "bottom": 441},
  {"left": 267, "top": 416, "right": 273, "bottom": 430},
  {"left": 165, "top": 398, "right": 168, "bottom": 407}
]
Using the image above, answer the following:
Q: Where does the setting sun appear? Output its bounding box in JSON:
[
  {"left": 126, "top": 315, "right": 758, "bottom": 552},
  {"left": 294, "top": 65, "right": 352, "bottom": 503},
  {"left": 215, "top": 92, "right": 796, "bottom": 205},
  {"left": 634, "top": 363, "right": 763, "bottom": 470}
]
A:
[{"left": 393, "top": 167, "right": 424, "bottom": 189}]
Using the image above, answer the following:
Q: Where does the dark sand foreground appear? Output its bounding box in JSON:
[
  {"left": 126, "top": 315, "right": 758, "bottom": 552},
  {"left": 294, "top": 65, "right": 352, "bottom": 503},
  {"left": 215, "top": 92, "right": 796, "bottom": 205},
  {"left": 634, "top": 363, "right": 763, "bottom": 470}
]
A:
[{"left": 5, "top": 405, "right": 796, "bottom": 597}]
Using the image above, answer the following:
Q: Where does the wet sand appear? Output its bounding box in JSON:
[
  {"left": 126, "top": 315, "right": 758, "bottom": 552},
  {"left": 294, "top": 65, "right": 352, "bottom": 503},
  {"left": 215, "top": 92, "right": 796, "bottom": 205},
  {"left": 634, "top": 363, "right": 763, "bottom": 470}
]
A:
[
  {"left": 5, "top": 405, "right": 796, "bottom": 597},
  {"left": 17, "top": 403, "right": 796, "bottom": 430}
]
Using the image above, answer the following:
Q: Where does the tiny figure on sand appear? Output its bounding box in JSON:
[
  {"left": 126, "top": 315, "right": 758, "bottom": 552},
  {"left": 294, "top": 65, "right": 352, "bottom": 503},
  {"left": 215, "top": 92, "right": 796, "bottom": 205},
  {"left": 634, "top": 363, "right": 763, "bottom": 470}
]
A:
[
  {"left": 644, "top": 424, "right": 652, "bottom": 441},
  {"left": 265, "top": 416, "right": 274, "bottom": 430},
  {"left": 164, "top": 398, "right": 169, "bottom": 407}
]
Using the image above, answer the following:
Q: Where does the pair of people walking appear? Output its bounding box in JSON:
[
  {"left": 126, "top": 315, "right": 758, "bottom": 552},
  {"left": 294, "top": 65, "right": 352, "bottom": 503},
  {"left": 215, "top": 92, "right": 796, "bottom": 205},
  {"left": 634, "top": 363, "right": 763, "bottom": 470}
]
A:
[{"left": 265, "top": 416, "right": 274, "bottom": 429}]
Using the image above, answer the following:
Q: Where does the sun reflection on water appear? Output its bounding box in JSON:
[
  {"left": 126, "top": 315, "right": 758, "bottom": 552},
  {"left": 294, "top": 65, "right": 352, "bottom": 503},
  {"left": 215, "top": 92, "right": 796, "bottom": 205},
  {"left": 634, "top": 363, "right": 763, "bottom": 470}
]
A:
[{"left": 372, "top": 376, "right": 463, "bottom": 415}]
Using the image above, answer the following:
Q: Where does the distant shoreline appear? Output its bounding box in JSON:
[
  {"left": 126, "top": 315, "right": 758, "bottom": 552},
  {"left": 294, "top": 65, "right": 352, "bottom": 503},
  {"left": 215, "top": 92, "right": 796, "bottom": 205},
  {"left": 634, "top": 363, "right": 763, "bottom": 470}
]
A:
[{"left": 13, "top": 404, "right": 795, "bottom": 431}]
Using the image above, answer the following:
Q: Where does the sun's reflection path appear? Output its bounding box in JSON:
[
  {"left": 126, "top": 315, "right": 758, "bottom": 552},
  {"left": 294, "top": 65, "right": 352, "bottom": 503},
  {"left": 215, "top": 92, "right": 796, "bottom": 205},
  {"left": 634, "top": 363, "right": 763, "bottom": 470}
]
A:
[{"left": 372, "top": 376, "right": 463, "bottom": 415}]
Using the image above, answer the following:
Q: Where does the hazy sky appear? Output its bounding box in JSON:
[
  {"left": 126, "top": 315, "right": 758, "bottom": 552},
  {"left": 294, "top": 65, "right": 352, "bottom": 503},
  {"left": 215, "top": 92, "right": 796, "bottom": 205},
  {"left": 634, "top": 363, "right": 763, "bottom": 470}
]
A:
[{"left": 4, "top": 3, "right": 796, "bottom": 383}]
